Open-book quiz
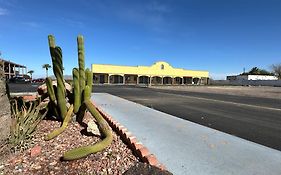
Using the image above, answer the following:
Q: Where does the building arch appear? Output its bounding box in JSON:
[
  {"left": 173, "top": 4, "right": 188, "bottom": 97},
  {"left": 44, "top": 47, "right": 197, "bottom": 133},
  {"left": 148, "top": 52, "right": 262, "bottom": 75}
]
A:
[
  {"left": 124, "top": 74, "right": 138, "bottom": 84},
  {"left": 139, "top": 75, "right": 150, "bottom": 84},
  {"left": 151, "top": 76, "right": 162, "bottom": 85},
  {"left": 163, "top": 76, "right": 172, "bottom": 85},
  {"left": 174, "top": 77, "right": 183, "bottom": 84},
  {"left": 193, "top": 77, "right": 200, "bottom": 85},
  {"left": 109, "top": 74, "right": 124, "bottom": 84}
]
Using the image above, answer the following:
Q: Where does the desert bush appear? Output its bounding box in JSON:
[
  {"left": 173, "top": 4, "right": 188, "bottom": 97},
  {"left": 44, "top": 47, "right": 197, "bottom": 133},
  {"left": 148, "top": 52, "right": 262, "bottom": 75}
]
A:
[{"left": 9, "top": 98, "right": 47, "bottom": 152}]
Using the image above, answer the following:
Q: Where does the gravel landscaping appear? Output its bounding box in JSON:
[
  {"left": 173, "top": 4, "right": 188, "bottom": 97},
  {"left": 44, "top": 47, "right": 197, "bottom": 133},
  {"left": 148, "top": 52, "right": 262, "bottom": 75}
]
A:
[{"left": 1, "top": 114, "right": 139, "bottom": 175}]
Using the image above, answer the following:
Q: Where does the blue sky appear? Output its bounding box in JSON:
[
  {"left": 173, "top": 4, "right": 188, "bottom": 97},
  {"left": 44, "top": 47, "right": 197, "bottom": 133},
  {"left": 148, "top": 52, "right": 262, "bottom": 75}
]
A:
[{"left": 0, "top": 0, "right": 281, "bottom": 79}]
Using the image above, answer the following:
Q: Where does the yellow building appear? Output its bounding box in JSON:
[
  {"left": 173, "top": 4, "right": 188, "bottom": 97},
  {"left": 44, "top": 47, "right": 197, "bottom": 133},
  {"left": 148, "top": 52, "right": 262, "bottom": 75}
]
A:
[{"left": 91, "top": 61, "right": 209, "bottom": 85}]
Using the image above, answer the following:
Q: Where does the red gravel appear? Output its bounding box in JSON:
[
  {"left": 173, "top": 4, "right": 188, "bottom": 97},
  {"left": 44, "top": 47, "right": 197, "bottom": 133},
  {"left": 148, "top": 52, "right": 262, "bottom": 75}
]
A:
[{"left": 1, "top": 117, "right": 139, "bottom": 175}]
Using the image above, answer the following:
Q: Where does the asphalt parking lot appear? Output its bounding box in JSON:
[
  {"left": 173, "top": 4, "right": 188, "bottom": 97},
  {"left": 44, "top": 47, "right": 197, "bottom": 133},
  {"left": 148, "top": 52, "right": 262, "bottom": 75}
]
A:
[
  {"left": 8, "top": 83, "right": 281, "bottom": 151},
  {"left": 93, "top": 85, "right": 281, "bottom": 151}
]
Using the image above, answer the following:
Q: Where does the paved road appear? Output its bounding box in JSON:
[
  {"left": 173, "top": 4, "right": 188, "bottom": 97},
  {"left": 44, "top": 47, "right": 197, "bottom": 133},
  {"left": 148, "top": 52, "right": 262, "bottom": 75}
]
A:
[{"left": 93, "top": 85, "right": 281, "bottom": 151}]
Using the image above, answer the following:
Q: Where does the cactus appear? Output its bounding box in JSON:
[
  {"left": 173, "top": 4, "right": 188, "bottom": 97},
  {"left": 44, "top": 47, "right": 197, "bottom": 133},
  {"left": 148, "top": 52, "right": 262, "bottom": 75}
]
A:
[
  {"left": 48, "top": 35, "right": 67, "bottom": 120},
  {"left": 45, "top": 34, "right": 112, "bottom": 160},
  {"left": 73, "top": 68, "right": 80, "bottom": 114},
  {"left": 78, "top": 35, "right": 85, "bottom": 95},
  {"left": 45, "top": 105, "right": 73, "bottom": 140},
  {"left": 85, "top": 68, "right": 93, "bottom": 94},
  {"left": 63, "top": 100, "right": 112, "bottom": 160}
]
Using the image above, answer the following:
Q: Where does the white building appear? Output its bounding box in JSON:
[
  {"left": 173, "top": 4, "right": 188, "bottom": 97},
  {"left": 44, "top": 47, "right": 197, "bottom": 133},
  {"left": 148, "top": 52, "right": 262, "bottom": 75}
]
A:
[{"left": 227, "top": 75, "right": 278, "bottom": 81}]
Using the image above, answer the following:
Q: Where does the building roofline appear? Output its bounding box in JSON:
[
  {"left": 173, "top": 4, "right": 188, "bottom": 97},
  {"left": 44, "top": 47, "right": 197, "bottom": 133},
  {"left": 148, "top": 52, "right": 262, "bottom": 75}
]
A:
[{"left": 0, "top": 58, "right": 26, "bottom": 68}]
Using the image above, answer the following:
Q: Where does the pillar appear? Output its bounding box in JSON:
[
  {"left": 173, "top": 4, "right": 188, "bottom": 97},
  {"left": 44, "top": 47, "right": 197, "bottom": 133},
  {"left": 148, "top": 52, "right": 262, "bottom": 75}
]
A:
[
  {"left": 8, "top": 62, "right": 10, "bottom": 79},
  {"left": 108, "top": 75, "right": 111, "bottom": 84},
  {"left": 161, "top": 77, "right": 164, "bottom": 85},
  {"left": 149, "top": 76, "right": 152, "bottom": 86},
  {"left": 136, "top": 75, "right": 139, "bottom": 84},
  {"left": 123, "top": 75, "right": 125, "bottom": 84}
]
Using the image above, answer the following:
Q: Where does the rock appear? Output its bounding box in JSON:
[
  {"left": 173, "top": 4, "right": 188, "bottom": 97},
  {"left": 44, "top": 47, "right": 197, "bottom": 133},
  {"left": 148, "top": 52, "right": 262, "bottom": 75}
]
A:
[
  {"left": 0, "top": 80, "right": 11, "bottom": 144},
  {"left": 87, "top": 120, "right": 101, "bottom": 136},
  {"left": 30, "top": 145, "right": 42, "bottom": 157},
  {"left": 33, "top": 165, "right": 41, "bottom": 170},
  {"left": 22, "top": 95, "right": 37, "bottom": 102},
  {"left": 49, "top": 161, "right": 57, "bottom": 166},
  {"left": 123, "top": 162, "right": 173, "bottom": 175},
  {"left": 37, "top": 81, "right": 72, "bottom": 95}
]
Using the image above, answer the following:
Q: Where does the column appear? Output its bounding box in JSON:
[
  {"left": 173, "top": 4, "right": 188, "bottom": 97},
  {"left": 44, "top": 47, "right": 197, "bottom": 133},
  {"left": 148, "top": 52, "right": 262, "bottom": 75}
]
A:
[
  {"left": 149, "top": 76, "right": 152, "bottom": 86},
  {"left": 123, "top": 75, "right": 125, "bottom": 84},
  {"left": 108, "top": 75, "right": 110, "bottom": 84},
  {"left": 161, "top": 77, "right": 164, "bottom": 85},
  {"left": 182, "top": 77, "right": 184, "bottom": 85},
  {"left": 136, "top": 75, "right": 139, "bottom": 84},
  {"left": 8, "top": 63, "right": 10, "bottom": 79}
]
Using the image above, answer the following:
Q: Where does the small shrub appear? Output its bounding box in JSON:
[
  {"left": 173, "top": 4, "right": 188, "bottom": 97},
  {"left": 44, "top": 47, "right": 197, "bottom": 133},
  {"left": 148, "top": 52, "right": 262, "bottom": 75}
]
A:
[{"left": 9, "top": 98, "right": 47, "bottom": 153}]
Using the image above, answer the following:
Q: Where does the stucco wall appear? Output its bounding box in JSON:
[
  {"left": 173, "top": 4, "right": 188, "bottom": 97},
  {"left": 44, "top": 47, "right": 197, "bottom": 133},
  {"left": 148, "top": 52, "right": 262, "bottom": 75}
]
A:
[
  {"left": 0, "top": 80, "right": 11, "bottom": 143},
  {"left": 92, "top": 61, "right": 209, "bottom": 78}
]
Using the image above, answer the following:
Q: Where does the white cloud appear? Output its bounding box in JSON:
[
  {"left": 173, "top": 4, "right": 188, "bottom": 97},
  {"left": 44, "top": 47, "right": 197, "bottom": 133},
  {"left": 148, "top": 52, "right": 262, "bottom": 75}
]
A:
[{"left": 0, "top": 7, "right": 8, "bottom": 15}]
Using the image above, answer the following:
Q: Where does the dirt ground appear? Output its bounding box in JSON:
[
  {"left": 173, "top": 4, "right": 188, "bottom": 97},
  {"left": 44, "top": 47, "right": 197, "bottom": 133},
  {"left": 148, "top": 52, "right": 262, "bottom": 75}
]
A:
[{"left": 151, "top": 85, "right": 281, "bottom": 99}]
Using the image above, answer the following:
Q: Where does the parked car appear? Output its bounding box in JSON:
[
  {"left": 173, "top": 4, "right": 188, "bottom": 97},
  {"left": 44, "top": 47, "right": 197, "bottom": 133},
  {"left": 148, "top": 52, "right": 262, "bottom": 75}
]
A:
[
  {"left": 9, "top": 77, "right": 31, "bottom": 83},
  {"left": 32, "top": 78, "right": 45, "bottom": 83}
]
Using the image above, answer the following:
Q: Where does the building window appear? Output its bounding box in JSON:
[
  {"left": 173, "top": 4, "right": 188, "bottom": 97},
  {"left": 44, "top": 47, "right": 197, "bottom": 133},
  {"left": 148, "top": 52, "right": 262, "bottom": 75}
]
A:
[{"left": 161, "top": 64, "right": 164, "bottom": 70}]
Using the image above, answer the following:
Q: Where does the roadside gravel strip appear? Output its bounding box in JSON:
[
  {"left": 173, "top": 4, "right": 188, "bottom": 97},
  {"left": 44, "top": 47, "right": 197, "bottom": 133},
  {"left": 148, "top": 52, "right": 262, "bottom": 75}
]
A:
[{"left": 92, "top": 93, "right": 281, "bottom": 175}]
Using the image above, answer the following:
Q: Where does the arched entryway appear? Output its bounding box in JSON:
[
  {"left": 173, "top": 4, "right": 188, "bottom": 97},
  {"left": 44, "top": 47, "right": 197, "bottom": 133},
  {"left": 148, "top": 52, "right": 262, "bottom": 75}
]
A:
[
  {"left": 125, "top": 74, "right": 138, "bottom": 84},
  {"left": 151, "top": 76, "right": 162, "bottom": 85},
  {"left": 174, "top": 77, "right": 183, "bottom": 85},
  {"left": 109, "top": 75, "right": 124, "bottom": 84},
  {"left": 193, "top": 77, "right": 200, "bottom": 85},
  {"left": 183, "top": 77, "right": 193, "bottom": 84},
  {"left": 163, "top": 77, "right": 172, "bottom": 85},
  {"left": 139, "top": 76, "right": 149, "bottom": 84},
  {"left": 93, "top": 73, "right": 109, "bottom": 84}
]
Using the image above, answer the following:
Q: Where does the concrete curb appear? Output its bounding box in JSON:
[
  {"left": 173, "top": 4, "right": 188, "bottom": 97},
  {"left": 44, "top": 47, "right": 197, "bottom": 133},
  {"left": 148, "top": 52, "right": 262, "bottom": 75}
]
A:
[{"left": 92, "top": 101, "right": 167, "bottom": 170}]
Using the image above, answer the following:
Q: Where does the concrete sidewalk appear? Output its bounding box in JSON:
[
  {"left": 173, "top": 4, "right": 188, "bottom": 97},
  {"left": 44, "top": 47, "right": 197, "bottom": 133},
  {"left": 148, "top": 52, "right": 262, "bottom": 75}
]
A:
[{"left": 92, "top": 93, "right": 281, "bottom": 175}]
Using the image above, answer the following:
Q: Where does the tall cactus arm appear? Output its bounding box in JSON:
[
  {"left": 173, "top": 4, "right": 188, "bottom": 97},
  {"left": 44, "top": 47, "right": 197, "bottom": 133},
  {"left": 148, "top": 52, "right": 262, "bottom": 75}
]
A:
[
  {"left": 45, "top": 104, "right": 74, "bottom": 141},
  {"left": 46, "top": 77, "right": 56, "bottom": 103},
  {"left": 85, "top": 68, "right": 93, "bottom": 93},
  {"left": 77, "top": 35, "right": 85, "bottom": 95},
  {"left": 83, "top": 85, "right": 91, "bottom": 102},
  {"left": 48, "top": 35, "right": 67, "bottom": 120},
  {"left": 73, "top": 68, "right": 80, "bottom": 114},
  {"left": 48, "top": 35, "right": 56, "bottom": 48},
  {"left": 62, "top": 100, "right": 112, "bottom": 160},
  {"left": 51, "top": 47, "right": 67, "bottom": 120}
]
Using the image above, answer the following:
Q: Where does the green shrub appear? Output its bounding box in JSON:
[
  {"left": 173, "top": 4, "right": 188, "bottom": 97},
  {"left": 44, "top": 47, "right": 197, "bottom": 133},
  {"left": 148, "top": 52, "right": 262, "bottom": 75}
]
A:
[{"left": 9, "top": 98, "right": 47, "bottom": 152}]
